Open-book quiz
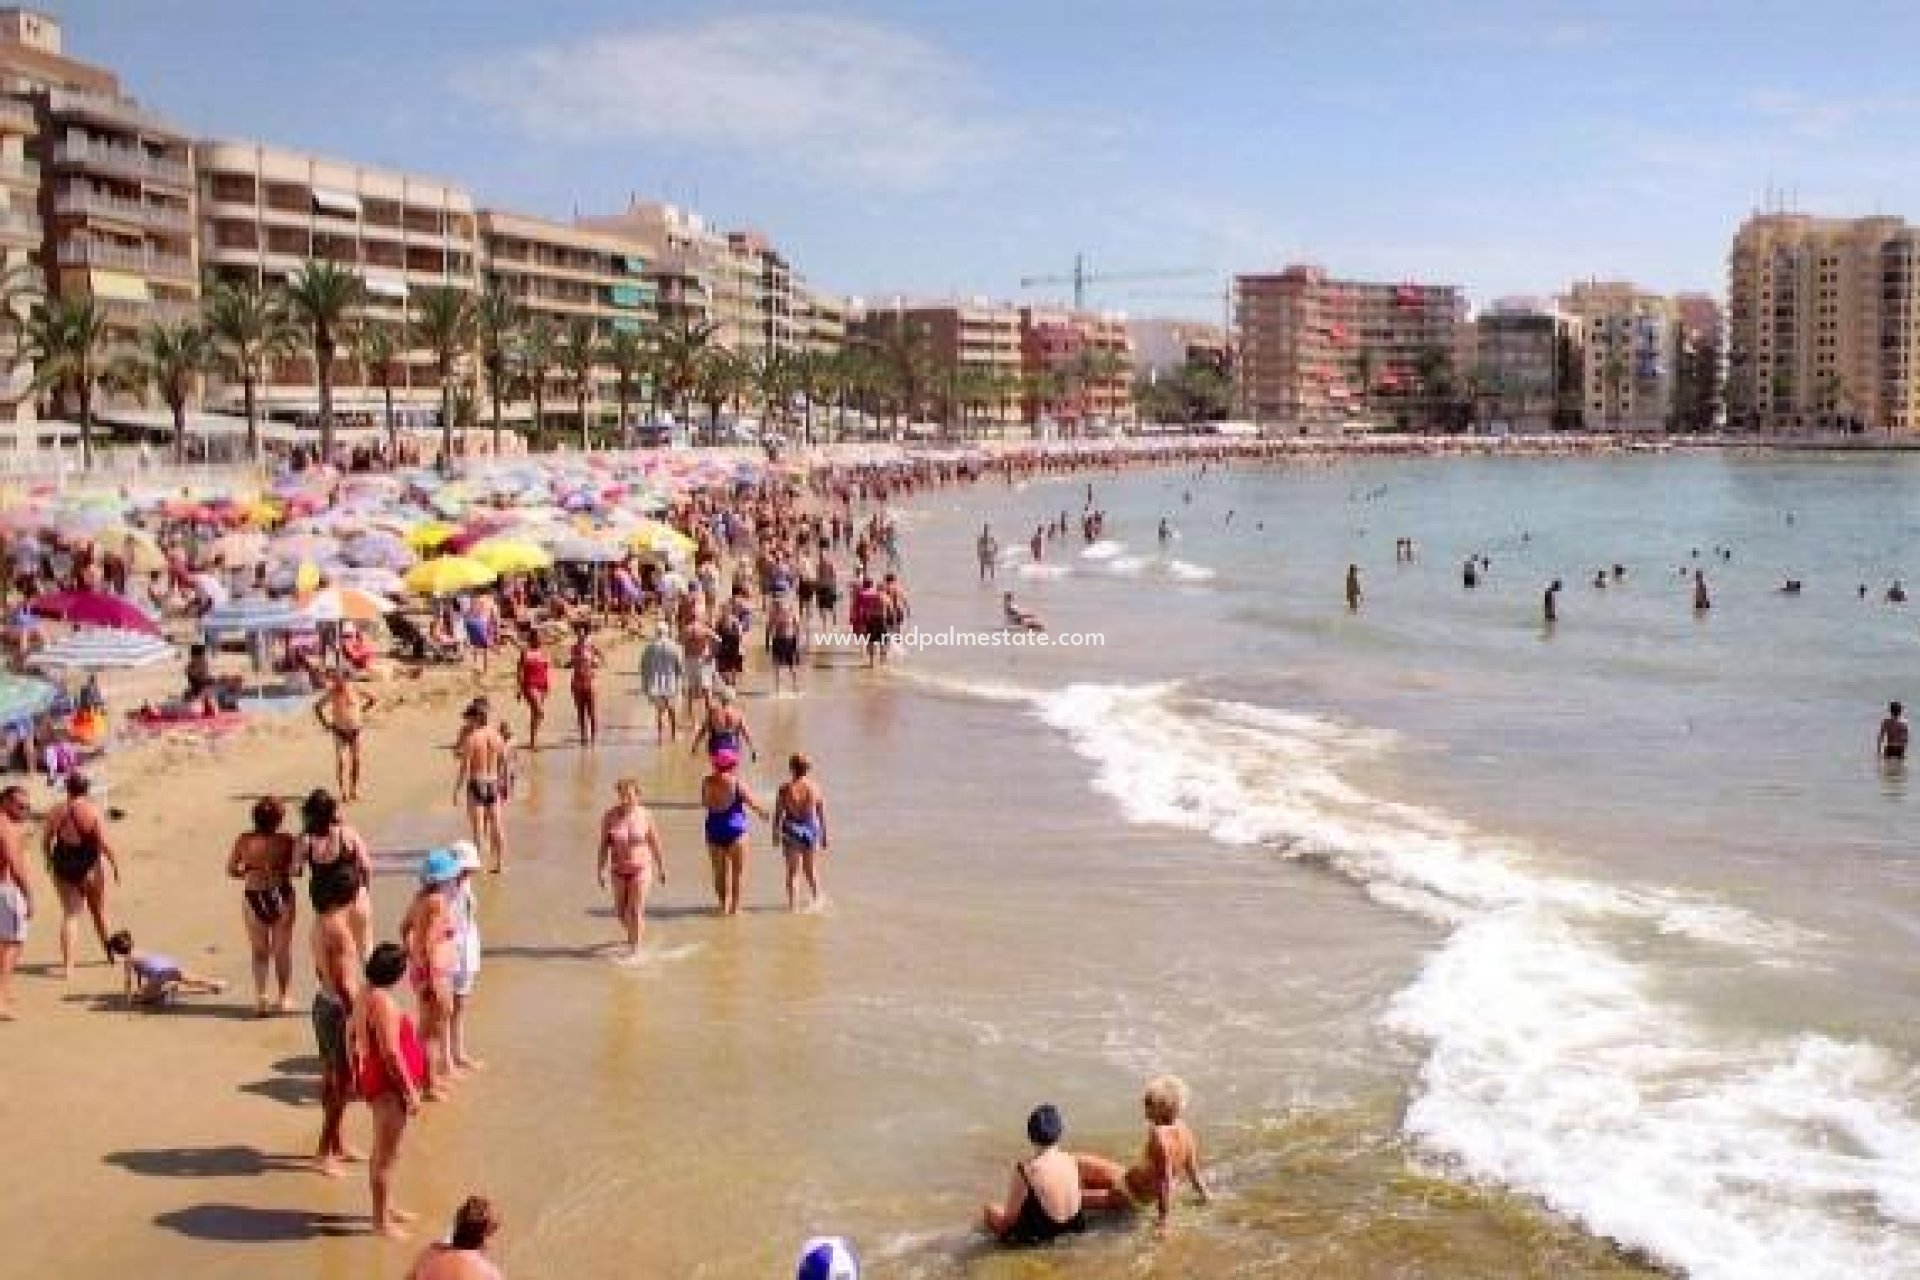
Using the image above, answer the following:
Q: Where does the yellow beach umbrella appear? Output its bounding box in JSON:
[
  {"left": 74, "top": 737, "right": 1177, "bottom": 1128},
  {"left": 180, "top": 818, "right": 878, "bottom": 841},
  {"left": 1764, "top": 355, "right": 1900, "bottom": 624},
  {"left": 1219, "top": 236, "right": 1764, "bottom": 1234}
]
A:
[
  {"left": 628, "top": 520, "right": 695, "bottom": 560},
  {"left": 295, "top": 559, "right": 323, "bottom": 595},
  {"left": 405, "top": 520, "right": 461, "bottom": 552},
  {"left": 93, "top": 526, "right": 167, "bottom": 572},
  {"left": 404, "top": 556, "right": 497, "bottom": 597},
  {"left": 470, "top": 539, "right": 553, "bottom": 576}
]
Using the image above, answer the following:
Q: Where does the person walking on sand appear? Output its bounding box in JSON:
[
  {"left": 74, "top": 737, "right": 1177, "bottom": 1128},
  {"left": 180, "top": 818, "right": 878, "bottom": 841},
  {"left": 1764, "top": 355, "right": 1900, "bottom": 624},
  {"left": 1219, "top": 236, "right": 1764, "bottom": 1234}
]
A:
[
  {"left": 598, "top": 778, "right": 667, "bottom": 959},
  {"left": 702, "top": 748, "right": 768, "bottom": 917},
  {"left": 314, "top": 671, "right": 374, "bottom": 802},
  {"left": 1075, "top": 1075, "right": 1213, "bottom": 1237},
  {"left": 639, "top": 622, "right": 686, "bottom": 744},
  {"left": 0, "top": 784, "right": 35, "bottom": 1018},
  {"left": 293, "top": 788, "right": 373, "bottom": 959},
  {"left": 351, "top": 942, "right": 426, "bottom": 1239},
  {"left": 511, "top": 626, "right": 551, "bottom": 752},
  {"left": 453, "top": 703, "right": 508, "bottom": 873},
  {"left": 679, "top": 613, "right": 719, "bottom": 725},
  {"left": 41, "top": 772, "right": 119, "bottom": 979},
  {"left": 445, "top": 841, "right": 485, "bottom": 1073},
  {"left": 1345, "top": 564, "right": 1362, "bottom": 612},
  {"left": 310, "top": 867, "right": 363, "bottom": 1177},
  {"left": 1879, "top": 701, "right": 1909, "bottom": 762},
  {"left": 406, "top": 1196, "right": 504, "bottom": 1280},
  {"left": 774, "top": 754, "right": 830, "bottom": 912},
  {"left": 400, "top": 850, "right": 460, "bottom": 1099},
  {"left": 567, "top": 622, "right": 604, "bottom": 747},
  {"left": 227, "top": 796, "right": 297, "bottom": 1016}
]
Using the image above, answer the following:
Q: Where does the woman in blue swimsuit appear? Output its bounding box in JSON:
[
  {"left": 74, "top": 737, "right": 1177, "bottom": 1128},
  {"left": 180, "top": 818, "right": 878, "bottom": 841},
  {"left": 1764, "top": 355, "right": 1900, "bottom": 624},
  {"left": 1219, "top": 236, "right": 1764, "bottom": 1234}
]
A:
[
  {"left": 700, "top": 748, "right": 767, "bottom": 916},
  {"left": 773, "top": 753, "right": 830, "bottom": 913}
]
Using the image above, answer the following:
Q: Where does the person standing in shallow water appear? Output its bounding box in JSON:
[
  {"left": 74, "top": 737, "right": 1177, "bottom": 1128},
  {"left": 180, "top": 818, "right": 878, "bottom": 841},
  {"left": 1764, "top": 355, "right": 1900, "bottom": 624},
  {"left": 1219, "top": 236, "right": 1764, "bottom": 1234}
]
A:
[
  {"left": 701, "top": 748, "right": 767, "bottom": 916},
  {"left": 774, "top": 753, "right": 829, "bottom": 912},
  {"left": 1345, "top": 564, "right": 1362, "bottom": 612},
  {"left": 1543, "top": 579, "right": 1562, "bottom": 626},
  {"left": 1878, "top": 701, "right": 1909, "bottom": 762},
  {"left": 1694, "top": 570, "right": 1712, "bottom": 613}
]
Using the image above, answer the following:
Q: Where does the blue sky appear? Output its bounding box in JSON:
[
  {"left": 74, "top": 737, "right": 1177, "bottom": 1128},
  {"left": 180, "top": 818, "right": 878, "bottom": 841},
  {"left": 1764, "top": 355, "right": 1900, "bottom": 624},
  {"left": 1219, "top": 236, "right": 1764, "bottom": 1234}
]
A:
[{"left": 54, "top": 1, "right": 1920, "bottom": 318}]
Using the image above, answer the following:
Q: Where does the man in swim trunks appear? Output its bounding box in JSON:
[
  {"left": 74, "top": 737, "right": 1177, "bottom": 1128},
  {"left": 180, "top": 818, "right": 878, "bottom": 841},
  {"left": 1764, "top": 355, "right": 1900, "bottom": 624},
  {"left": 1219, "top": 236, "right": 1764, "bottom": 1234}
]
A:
[
  {"left": 315, "top": 672, "right": 375, "bottom": 802},
  {"left": 311, "top": 871, "right": 363, "bottom": 1176},
  {"left": 768, "top": 587, "right": 803, "bottom": 694},
  {"left": 978, "top": 525, "right": 998, "bottom": 581},
  {"left": 0, "top": 784, "right": 34, "bottom": 1019},
  {"left": 453, "top": 703, "right": 509, "bottom": 873},
  {"left": 1879, "top": 700, "right": 1909, "bottom": 762}
]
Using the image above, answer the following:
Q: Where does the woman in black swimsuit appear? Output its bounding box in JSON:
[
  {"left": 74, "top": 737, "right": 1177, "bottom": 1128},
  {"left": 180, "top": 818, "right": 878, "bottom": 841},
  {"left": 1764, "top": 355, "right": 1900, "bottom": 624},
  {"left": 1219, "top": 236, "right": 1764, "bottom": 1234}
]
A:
[
  {"left": 41, "top": 772, "right": 119, "bottom": 980},
  {"left": 291, "top": 789, "right": 372, "bottom": 959},
  {"left": 226, "top": 796, "right": 297, "bottom": 1015},
  {"left": 981, "top": 1104, "right": 1089, "bottom": 1247}
]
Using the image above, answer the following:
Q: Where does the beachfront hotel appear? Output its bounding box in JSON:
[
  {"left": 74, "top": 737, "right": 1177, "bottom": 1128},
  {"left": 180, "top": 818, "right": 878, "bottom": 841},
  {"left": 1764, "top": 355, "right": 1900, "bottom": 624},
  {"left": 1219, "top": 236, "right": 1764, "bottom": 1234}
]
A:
[
  {"left": 1558, "top": 281, "right": 1680, "bottom": 434},
  {"left": 196, "top": 140, "right": 478, "bottom": 434},
  {"left": 1471, "top": 299, "right": 1582, "bottom": 434},
  {"left": 1727, "top": 212, "right": 1920, "bottom": 435},
  {"left": 850, "top": 299, "right": 1026, "bottom": 430},
  {"left": 1234, "top": 265, "right": 1467, "bottom": 429},
  {"left": 1019, "top": 304, "right": 1136, "bottom": 430}
]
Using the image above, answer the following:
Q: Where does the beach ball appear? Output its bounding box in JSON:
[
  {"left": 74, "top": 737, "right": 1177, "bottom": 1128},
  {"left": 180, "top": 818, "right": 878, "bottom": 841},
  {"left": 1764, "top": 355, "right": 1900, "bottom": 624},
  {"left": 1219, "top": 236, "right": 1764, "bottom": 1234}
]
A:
[{"left": 794, "top": 1236, "right": 859, "bottom": 1280}]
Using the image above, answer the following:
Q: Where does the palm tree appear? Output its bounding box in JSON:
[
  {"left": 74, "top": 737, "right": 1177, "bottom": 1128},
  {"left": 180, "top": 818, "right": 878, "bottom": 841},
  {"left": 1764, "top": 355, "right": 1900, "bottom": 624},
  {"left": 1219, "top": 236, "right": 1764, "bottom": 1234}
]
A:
[
  {"left": 353, "top": 322, "right": 402, "bottom": 456},
  {"left": 653, "top": 318, "right": 715, "bottom": 427},
  {"left": 472, "top": 281, "right": 522, "bottom": 457},
  {"left": 751, "top": 349, "right": 797, "bottom": 434},
  {"left": 0, "top": 261, "right": 42, "bottom": 391},
  {"left": 130, "top": 319, "right": 214, "bottom": 462},
  {"left": 283, "top": 259, "right": 366, "bottom": 460},
  {"left": 858, "top": 321, "right": 934, "bottom": 433},
  {"left": 202, "top": 277, "right": 293, "bottom": 462},
  {"left": 694, "top": 346, "right": 743, "bottom": 443},
  {"left": 24, "top": 296, "right": 113, "bottom": 469},
  {"left": 410, "top": 285, "right": 475, "bottom": 464},
  {"left": 515, "top": 318, "right": 559, "bottom": 448},
  {"left": 557, "top": 316, "right": 601, "bottom": 450},
  {"left": 604, "top": 326, "right": 647, "bottom": 447}
]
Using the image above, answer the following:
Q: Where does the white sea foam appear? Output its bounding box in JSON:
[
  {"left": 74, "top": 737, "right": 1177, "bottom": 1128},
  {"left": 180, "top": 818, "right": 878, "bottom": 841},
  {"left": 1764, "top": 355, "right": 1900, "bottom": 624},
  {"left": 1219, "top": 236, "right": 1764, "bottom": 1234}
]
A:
[
  {"left": 1016, "top": 563, "right": 1070, "bottom": 580},
  {"left": 1167, "top": 559, "right": 1217, "bottom": 582},
  {"left": 1080, "top": 539, "right": 1126, "bottom": 560},
  {"left": 1016, "top": 681, "right": 1917, "bottom": 1280}
]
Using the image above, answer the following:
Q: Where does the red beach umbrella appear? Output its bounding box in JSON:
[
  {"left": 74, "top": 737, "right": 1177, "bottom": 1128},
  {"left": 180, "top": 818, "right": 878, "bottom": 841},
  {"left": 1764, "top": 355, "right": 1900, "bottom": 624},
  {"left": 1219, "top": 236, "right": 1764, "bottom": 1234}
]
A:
[{"left": 27, "top": 590, "right": 163, "bottom": 636}]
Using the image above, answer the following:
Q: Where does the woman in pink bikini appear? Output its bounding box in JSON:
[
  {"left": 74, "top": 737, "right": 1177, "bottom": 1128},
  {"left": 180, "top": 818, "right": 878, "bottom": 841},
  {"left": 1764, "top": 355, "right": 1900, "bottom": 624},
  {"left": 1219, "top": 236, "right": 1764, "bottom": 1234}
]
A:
[{"left": 597, "top": 778, "right": 667, "bottom": 960}]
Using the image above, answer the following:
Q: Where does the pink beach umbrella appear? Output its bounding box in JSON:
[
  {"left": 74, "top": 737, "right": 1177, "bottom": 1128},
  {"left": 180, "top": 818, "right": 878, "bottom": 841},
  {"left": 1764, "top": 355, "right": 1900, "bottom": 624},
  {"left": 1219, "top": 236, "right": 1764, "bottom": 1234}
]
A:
[{"left": 27, "top": 590, "right": 162, "bottom": 636}]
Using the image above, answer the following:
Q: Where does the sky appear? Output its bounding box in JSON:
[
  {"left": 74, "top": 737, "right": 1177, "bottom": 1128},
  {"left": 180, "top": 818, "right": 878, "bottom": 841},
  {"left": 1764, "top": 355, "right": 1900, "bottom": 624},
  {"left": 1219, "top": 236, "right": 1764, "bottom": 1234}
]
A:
[{"left": 51, "top": 0, "right": 1920, "bottom": 319}]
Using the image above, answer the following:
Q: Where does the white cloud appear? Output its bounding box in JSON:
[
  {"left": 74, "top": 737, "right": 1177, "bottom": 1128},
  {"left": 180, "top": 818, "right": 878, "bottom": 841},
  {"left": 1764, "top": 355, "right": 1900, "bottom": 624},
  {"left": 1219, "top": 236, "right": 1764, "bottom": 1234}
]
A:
[{"left": 452, "top": 14, "right": 1014, "bottom": 191}]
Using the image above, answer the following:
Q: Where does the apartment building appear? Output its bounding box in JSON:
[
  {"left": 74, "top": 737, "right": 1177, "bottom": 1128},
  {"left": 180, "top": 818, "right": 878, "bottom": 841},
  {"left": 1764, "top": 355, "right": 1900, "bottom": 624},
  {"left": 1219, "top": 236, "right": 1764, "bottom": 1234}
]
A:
[
  {"left": 1235, "top": 265, "right": 1465, "bottom": 429},
  {"left": 0, "top": 8, "right": 197, "bottom": 445},
  {"left": 850, "top": 299, "right": 1025, "bottom": 429},
  {"left": 727, "top": 228, "right": 798, "bottom": 357},
  {"left": 1020, "top": 305, "right": 1135, "bottom": 430},
  {"left": 1559, "top": 281, "right": 1678, "bottom": 433},
  {"left": 478, "top": 208, "right": 654, "bottom": 431},
  {"left": 1473, "top": 299, "right": 1581, "bottom": 433},
  {"left": 1128, "top": 317, "right": 1229, "bottom": 379},
  {"left": 797, "top": 283, "right": 847, "bottom": 358},
  {"left": 197, "top": 140, "right": 477, "bottom": 429},
  {"left": 1673, "top": 292, "right": 1724, "bottom": 433},
  {"left": 1727, "top": 213, "right": 1920, "bottom": 434}
]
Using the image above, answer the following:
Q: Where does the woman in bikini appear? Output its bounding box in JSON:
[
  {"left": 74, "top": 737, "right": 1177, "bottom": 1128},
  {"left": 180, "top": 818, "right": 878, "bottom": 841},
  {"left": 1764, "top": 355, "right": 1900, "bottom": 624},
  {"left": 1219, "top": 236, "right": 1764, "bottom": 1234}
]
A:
[
  {"left": 41, "top": 772, "right": 119, "bottom": 980},
  {"left": 292, "top": 789, "right": 372, "bottom": 960},
  {"left": 567, "top": 623, "right": 603, "bottom": 747},
  {"left": 1075, "top": 1074, "right": 1213, "bottom": 1235},
  {"left": 226, "top": 796, "right": 296, "bottom": 1015},
  {"left": 597, "top": 778, "right": 667, "bottom": 959},
  {"left": 773, "top": 753, "right": 829, "bottom": 912},
  {"left": 350, "top": 942, "right": 426, "bottom": 1240},
  {"left": 700, "top": 749, "right": 767, "bottom": 916}
]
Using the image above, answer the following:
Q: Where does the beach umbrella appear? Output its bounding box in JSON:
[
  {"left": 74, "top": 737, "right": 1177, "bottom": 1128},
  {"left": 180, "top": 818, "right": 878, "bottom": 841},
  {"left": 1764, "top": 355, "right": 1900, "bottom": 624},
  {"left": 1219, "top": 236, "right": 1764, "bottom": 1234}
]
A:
[
  {"left": 301, "top": 587, "right": 396, "bottom": 624},
  {"left": 404, "top": 556, "right": 497, "bottom": 597},
  {"left": 406, "top": 520, "right": 461, "bottom": 552},
  {"left": 0, "top": 671, "right": 59, "bottom": 724},
  {"left": 343, "top": 532, "right": 415, "bottom": 570},
  {"left": 628, "top": 520, "right": 696, "bottom": 560},
  {"left": 334, "top": 566, "right": 406, "bottom": 595},
  {"left": 200, "top": 596, "right": 315, "bottom": 641},
  {"left": 470, "top": 539, "right": 553, "bottom": 575},
  {"left": 548, "top": 536, "right": 623, "bottom": 565},
  {"left": 31, "top": 627, "right": 176, "bottom": 672},
  {"left": 270, "top": 532, "right": 341, "bottom": 564},
  {"left": 91, "top": 526, "right": 167, "bottom": 572},
  {"left": 28, "top": 590, "right": 161, "bottom": 636},
  {"left": 212, "top": 530, "right": 268, "bottom": 566}
]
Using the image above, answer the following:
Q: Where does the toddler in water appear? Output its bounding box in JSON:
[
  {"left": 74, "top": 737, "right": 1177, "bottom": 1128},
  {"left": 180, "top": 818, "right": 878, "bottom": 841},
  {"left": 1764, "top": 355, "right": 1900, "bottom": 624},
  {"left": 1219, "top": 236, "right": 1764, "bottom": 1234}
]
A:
[{"left": 107, "top": 930, "right": 227, "bottom": 1007}]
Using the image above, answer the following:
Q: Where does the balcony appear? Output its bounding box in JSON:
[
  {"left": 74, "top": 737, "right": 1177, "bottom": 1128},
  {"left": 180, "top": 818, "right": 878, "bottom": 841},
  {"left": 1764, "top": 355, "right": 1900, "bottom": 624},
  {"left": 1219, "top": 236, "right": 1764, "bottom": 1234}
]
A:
[
  {"left": 0, "top": 208, "right": 41, "bottom": 243},
  {"left": 0, "top": 156, "right": 38, "bottom": 189},
  {"left": 96, "top": 297, "right": 201, "bottom": 328},
  {"left": 51, "top": 137, "right": 192, "bottom": 189},
  {"left": 55, "top": 188, "right": 192, "bottom": 233},
  {"left": 0, "top": 99, "right": 35, "bottom": 134},
  {"left": 46, "top": 87, "right": 180, "bottom": 138},
  {"left": 57, "top": 238, "right": 195, "bottom": 280}
]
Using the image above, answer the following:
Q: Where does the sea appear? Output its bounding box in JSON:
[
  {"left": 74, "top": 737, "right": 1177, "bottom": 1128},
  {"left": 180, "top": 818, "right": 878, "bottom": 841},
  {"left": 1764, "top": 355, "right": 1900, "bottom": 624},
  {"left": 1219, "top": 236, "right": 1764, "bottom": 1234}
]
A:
[{"left": 377, "top": 451, "right": 1920, "bottom": 1279}]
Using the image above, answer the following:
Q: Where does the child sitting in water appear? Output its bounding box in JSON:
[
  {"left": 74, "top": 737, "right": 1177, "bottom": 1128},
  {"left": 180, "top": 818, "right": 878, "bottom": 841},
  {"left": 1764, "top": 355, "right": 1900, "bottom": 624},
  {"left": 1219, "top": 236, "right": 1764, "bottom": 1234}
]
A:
[
  {"left": 1076, "top": 1074, "right": 1212, "bottom": 1235},
  {"left": 107, "top": 930, "right": 227, "bottom": 1007}
]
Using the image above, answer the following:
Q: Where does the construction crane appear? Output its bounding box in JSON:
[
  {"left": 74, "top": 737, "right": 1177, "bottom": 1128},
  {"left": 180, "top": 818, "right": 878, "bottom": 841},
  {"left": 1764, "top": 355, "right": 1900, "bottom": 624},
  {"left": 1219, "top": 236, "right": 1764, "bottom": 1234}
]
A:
[{"left": 1019, "top": 253, "right": 1213, "bottom": 310}]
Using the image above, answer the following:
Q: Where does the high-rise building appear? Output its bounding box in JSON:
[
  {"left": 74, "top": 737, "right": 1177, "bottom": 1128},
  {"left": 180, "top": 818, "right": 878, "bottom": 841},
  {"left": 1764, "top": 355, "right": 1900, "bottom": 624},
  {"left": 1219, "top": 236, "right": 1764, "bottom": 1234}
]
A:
[
  {"left": 796, "top": 283, "right": 847, "bottom": 359},
  {"left": 477, "top": 208, "right": 655, "bottom": 433},
  {"left": 1726, "top": 213, "right": 1920, "bottom": 434},
  {"left": 1559, "top": 281, "right": 1678, "bottom": 433},
  {"left": 727, "top": 228, "right": 797, "bottom": 358},
  {"left": 0, "top": 7, "right": 197, "bottom": 447},
  {"left": 850, "top": 299, "right": 1025, "bottom": 431},
  {"left": 1472, "top": 299, "right": 1581, "bottom": 433},
  {"left": 1128, "top": 317, "right": 1229, "bottom": 380},
  {"left": 1235, "top": 265, "right": 1465, "bottom": 429},
  {"left": 576, "top": 199, "right": 719, "bottom": 338},
  {"left": 1673, "top": 292, "right": 1724, "bottom": 433},
  {"left": 197, "top": 140, "right": 477, "bottom": 432}
]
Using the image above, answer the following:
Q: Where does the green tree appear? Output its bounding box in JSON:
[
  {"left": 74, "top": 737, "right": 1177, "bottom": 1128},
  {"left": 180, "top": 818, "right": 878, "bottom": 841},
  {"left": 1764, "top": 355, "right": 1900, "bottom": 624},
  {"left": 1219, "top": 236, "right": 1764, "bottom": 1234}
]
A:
[
  {"left": 604, "top": 326, "right": 648, "bottom": 447},
  {"left": 353, "top": 322, "right": 402, "bottom": 456},
  {"left": 283, "top": 259, "right": 366, "bottom": 460},
  {"left": 558, "top": 317, "right": 601, "bottom": 450},
  {"left": 472, "top": 281, "right": 522, "bottom": 456},
  {"left": 653, "top": 319, "right": 715, "bottom": 427},
  {"left": 24, "top": 296, "right": 113, "bottom": 469},
  {"left": 516, "top": 318, "right": 559, "bottom": 448},
  {"left": 411, "top": 284, "right": 475, "bottom": 463},
  {"left": 1415, "top": 345, "right": 1454, "bottom": 430},
  {"left": 859, "top": 320, "right": 934, "bottom": 432},
  {"left": 128, "top": 319, "right": 213, "bottom": 463},
  {"left": 202, "top": 277, "right": 293, "bottom": 462},
  {"left": 694, "top": 346, "right": 745, "bottom": 443}
]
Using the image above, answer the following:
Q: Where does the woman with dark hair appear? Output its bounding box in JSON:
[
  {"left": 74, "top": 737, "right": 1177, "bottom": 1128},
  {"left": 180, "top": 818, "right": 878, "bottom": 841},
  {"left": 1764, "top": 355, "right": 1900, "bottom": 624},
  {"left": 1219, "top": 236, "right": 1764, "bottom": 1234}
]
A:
[
  {"left": 351, "top": 941, "right": 426, "bottom": 1239},
  {"left": 226, "top": 796, "right": 296, "bottom": 1015},
  {"left": 405, "top": 1195, "right": 503, "bottom": 1279},
  {"left": 292, "top": 789, "right": 372, "bottom": 960},
  {"left": 701, "top": 748, "right": 767, "bottom": 917},
  {"left": 981, "top": 1103, "right": 1088, "bottom": 1246},
  {"left": 41, "top": 772, "right": 119, "bottom": 980}
]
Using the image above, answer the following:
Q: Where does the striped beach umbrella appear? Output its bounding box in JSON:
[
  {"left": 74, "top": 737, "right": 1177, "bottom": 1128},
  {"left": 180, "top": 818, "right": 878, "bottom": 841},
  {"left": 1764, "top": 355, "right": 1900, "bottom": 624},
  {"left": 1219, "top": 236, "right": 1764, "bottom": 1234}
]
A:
[
  {"left": 0, "top": 672, "right": 59, "bottom": 724},
  {"left": 200, "top": 597, "right": 314, "bottom": 640},
  {"left": 300, "top": 587, "right": 396, "bottom": 624},
  {"left": 31, "top": 627, "right": 176, "bottom": 672}
]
